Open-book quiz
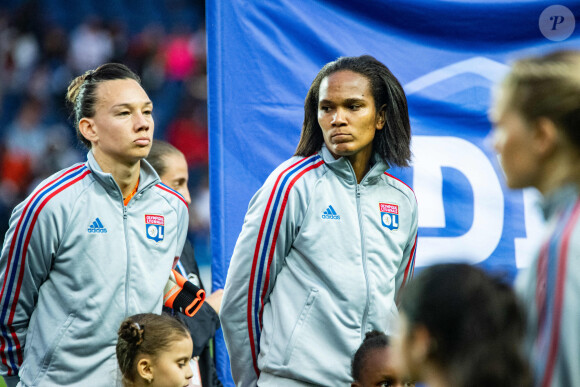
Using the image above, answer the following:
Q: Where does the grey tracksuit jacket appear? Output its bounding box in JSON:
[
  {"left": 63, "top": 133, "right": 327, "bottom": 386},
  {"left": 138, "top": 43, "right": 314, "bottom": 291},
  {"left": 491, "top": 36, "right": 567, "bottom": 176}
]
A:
[
  {"left": 0, "top": 151, "right": 189, "bottom": 386},
  {"left": 516, "top": 184, "right": 580, "bottom": 387},
  {"left": 221, "top": 146, "right": 418, "bottom": 386}
]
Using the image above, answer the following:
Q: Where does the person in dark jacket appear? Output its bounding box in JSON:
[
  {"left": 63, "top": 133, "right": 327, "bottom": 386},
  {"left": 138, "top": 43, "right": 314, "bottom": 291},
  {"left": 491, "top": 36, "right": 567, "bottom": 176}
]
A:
[
  {"left": 148, "top": 140, "right": 223, "bottom": 387},
  {"left": 392, "top": 264, "right": 531, "bottom": 387}
]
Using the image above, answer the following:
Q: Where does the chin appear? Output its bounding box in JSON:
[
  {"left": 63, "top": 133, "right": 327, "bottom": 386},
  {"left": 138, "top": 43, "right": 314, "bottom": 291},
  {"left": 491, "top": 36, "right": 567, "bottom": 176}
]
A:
[
  {"left": 331, "top": 146, "right": 355, "bottom": 157},
  {"left": 141, "top": 148, "right": 152, "bottom": 158},
  {"left": 136, "top": 147, "right": 152, "bottom": 158},
  {"left": 504, "top": 176, "right": 527, "bottom": 190}
]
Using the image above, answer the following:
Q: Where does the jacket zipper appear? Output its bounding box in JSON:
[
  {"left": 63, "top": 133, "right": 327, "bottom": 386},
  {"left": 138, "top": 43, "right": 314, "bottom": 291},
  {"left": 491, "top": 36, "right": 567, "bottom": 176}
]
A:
[
  {"left": 123, "top": 203, "right": 130, "bottom": 314},
  {"left": 109, "top": 175, "right": 155, "bottom": 316},
  {"left": 121, "top": 183, "right": 153, "bottom": 315},
  {"left": 357, "top": 184, "right": 370, "bottom": 339}
]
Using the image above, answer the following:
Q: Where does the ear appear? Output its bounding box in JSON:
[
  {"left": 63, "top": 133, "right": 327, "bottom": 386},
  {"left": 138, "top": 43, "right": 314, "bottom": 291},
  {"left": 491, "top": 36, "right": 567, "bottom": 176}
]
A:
[
  {"left": 375, "top": 104, "right": 387, "bottom": 130},
  {"left": 533, "top": 117, "right": 559, "bottom": 156},
  {"left": 351, "top": 382, "right": 361, "bottom": 387},
  {"left": 409, "top": 324, "right": 432, "bottom": 364},
  {"left": 136, "top": 356, "right": 154, "bottom": 382},
  {"left": 78, "top": 117, "right": 98, "bottom": 145}
]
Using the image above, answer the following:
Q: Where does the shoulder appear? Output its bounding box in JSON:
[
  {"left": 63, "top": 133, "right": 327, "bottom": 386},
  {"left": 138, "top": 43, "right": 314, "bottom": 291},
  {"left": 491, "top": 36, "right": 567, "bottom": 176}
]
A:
[
  {"left": 381, "top": 172, "right": 417, "bottom": 207},
  {"left": 560, "top": 197, "right": 580, "bottom": 247},
  {"left": 152, "top": 183, "right": 189, "bottom": 212},
  {"left": 9, "top": 163, "right": 93, "bottom": 231},
  {"left": 262, "top": 154, "right": 327, "bottom": 193},
  {"left": 26, "top": 163, "right": 93, "bottom": 208}
]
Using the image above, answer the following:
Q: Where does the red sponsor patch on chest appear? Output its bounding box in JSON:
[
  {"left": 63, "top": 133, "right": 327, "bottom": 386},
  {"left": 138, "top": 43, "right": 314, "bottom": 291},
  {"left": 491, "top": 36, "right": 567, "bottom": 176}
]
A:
[
  {"left": 145, "top": 214, "right": 165, "bottom": 225},
  {"left": 379, "top": 203, "right": 398, "bottom": 214}
]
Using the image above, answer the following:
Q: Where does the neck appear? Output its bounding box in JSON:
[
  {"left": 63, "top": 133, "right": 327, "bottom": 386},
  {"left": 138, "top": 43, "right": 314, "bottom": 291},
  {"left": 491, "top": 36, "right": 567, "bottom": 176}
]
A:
[
  {"left": 92, "top": 150, "right": 141, "bottom": 198},
  {"left": 536, "top": 149, "right": 580, "bottom": 196},
  {"left": 125, "top": 379, "right": 148, "bottom": 387},
  {"left": 347, "top": 148, "right": 373, "bottom": 184}
]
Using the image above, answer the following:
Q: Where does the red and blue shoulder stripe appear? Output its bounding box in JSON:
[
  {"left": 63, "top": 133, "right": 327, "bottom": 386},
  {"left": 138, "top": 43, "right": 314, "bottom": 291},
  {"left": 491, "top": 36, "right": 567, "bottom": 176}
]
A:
[
  {"left": 246, "top": 154, "right": 324, "bottom": 376},
  {"left": 384, "top": 172, "right": 417, "bottom": 287},
  {"left": 155, "top": 183, "right": 189, "bottom": 207},
  {"left": 402, "top": 234, "right": 417, "bottom": 289},
  {"left": 0, "top": 164, "right": 91, "bottom": 375},
  {"left": 535, "top": 198, "right": 580, "bottom": 387},
  {"left": 383, "top": 172, "right": 416, "bottom": 199}
]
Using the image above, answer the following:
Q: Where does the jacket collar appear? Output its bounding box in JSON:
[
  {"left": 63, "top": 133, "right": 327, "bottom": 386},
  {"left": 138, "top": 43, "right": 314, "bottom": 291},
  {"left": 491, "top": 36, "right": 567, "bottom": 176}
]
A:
[
  {"left": 85, "top": 151, "right": 161, "bottom": 195},
  {"left": 319, "top": 144, "right": 389, "bottom": 184},
  {"left": 541, "top": 183, "right": 579, "bottom": 220}
]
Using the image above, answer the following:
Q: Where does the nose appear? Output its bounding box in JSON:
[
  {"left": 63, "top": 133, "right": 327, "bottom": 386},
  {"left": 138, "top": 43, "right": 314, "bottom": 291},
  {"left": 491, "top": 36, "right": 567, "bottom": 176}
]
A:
[
  {"left": 491, "top": 128, "right": 504, "bottom": 153},
  {"left": 134, "top": 112, "right": 152, "bottom": 131},
  {"left": 182, "top": 187, "right": 191, "bottom": 205},
  {"left": 482, "top": 129, "right": 496, "bottom": 153},
  {"left": 185, "top": 362, "right": 194, "bottom": 379},
  {"left": 331, "top": 108, "right": 347, "bottom": 127}
]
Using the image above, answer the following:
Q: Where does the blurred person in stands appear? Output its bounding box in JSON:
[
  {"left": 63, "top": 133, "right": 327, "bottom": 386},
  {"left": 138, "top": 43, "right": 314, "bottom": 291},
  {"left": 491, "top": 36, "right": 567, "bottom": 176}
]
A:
[
  {"left": 351, "top": 330, "right": 415, "bottom": 387},
  {"left": 165, "top": 104, "right": 210, "bottom": 245},
  {"left": 164, "top": 24, "right": 197, "bottom": 82},
  {"left": 392, "top": 263, "right": 531, "bottom": 387},
  {"left": 68, "top": 17, "right": 113, "bottom": 73},
  {"left": 147, "top": 140, "right": 223, "bottom": 387},
  {"left": 491, "top": 49, "right": 580, "bottom": 387},
  {"left": 0, "top": 63, "right": 189, "bottom": 386},
  {"left": 221, "top": 55, "right": 418, "bottom": 386},
  {"left": 1, "top": 96, "right": 49, "bottom": 193}
]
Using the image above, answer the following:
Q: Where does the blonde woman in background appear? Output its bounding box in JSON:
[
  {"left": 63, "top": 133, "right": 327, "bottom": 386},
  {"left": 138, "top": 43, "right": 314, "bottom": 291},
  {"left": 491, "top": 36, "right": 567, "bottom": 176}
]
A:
[{"left": 491, "top": 50, "right": 580, "bottom": 387}]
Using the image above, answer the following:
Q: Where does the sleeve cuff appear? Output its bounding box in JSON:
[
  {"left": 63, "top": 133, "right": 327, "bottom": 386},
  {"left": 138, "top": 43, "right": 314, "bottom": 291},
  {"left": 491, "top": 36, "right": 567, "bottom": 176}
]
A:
[{"left": 3, "top": 375, "right": 20, "bottom": 387}]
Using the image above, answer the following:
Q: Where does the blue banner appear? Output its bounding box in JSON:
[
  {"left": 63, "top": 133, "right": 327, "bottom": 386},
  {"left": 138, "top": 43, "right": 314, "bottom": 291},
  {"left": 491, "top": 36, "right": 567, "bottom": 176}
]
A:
[{"left": 207, "top": 1, "right": 579, "bottom": 384}]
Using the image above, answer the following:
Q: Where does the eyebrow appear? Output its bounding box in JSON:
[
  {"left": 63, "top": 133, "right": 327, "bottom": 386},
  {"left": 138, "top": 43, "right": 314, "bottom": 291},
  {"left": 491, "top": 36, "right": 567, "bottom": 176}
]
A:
[
  {"left": 318, "top": 97, "right": 366, "bottom": 105},
  {"left": 112, "top": 101, "right": 153, "bottom": 109}
]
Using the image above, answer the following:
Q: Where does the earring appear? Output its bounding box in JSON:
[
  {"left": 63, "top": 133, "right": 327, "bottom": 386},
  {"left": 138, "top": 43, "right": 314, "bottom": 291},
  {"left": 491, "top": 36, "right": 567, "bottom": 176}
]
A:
[{"left": 147, "top": 377, "right": 153, "bottom": 384}]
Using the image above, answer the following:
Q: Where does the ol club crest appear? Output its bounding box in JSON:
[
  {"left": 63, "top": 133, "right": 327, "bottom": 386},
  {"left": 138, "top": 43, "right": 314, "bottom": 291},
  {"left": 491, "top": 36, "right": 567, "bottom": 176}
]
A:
[
  {"left": 145, "top": 214, "right": 165, "bottom": 242},
  {"left": 379, "top": 203, "right": 399, "bottom": 231}
]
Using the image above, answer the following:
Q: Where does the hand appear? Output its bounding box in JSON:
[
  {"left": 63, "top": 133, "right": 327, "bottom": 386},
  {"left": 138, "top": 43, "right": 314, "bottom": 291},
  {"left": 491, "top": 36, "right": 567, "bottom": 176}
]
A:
[{"left": 205, "top": 289, "right": 224, "bottom": 314}]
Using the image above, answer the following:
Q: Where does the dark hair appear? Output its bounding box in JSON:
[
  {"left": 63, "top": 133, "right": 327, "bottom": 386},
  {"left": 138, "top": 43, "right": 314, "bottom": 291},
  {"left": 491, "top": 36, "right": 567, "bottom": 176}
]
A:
[
  {"left": 146, "top": 140, "right": 183, "bottom": 177},
  {"left": 116, "top": 313, "right": 190, "bottom": 384},
  {"left": 351, "top": 330, "right": 390, "bottom": 382},
  {"left": 494, "top": 50, "right": 580, "bottom": 149},
  {"left": 65, "top": 62, "right": 141, "bottom": 149},
  {"left": 295, "top": 55, "right": 411, "bottom": 167},
  {"left": 399, "top": 264, "right": 531, "bottom": 387}
]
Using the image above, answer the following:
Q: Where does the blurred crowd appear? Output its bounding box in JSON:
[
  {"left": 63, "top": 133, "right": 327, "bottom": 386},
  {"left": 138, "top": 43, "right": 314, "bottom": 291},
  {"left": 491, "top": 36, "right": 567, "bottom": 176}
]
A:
[{"left": 0, "top": 0, "right": 211, "bottom": 265}]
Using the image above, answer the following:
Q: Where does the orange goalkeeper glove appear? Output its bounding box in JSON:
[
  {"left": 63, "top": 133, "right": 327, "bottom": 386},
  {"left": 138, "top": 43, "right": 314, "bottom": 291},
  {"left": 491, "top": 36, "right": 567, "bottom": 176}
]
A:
[{"left": 164, "top": 269, "right": 206, "bottom": 317}]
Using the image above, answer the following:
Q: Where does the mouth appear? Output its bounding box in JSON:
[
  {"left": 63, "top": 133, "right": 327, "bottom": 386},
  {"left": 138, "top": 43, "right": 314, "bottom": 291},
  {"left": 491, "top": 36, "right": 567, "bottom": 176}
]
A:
[
  {"left": 134, "top": 138, "right": 151, "bottom": 146},
  {"left": 331, "top": 133, "right": 351, "bottom": 143}
]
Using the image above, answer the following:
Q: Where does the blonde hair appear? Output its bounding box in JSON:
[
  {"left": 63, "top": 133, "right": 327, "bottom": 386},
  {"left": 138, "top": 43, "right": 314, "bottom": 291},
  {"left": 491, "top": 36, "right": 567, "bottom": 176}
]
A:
[
  {"left": 493, "top": 50, "right": 580, "bottom": 148},
  {"left": 146, "top": 140, "right": 183, "bottom": 177}
]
